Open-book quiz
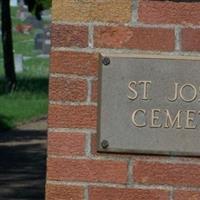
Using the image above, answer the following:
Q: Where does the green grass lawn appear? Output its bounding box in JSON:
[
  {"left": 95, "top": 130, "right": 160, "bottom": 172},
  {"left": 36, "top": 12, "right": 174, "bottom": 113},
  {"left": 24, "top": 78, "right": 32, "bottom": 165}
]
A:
[
  {"left": 0, "top": 7, "right": 50, "bottom": 130},
  {"left": 0, "top": 57, "right": 49, "bottom": 130}
]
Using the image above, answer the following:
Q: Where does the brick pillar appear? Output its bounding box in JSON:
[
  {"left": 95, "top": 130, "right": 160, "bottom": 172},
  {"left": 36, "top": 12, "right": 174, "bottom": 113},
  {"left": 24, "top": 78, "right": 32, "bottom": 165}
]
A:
[{"left": 46, "top": 1, "right": 200, "bottom": 199}]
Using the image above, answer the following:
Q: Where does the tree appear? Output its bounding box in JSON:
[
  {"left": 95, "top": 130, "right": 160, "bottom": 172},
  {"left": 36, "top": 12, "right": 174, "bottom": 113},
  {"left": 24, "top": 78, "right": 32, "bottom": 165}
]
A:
[
  {"left": 24, "top": 0, "right": 51, "bottom": 20},
  {"left": 1, "top": 0, "right": 16, "bottom": 92}
]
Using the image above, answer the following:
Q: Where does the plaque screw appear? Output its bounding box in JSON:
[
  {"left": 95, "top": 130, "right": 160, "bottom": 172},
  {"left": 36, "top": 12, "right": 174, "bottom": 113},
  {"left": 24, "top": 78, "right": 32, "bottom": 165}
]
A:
[
  {"left": 101, "top": 140, "right": 109, "bottom": 149},
  {"left": 102, "top": 57, "right": 110, "bottom": 65}
]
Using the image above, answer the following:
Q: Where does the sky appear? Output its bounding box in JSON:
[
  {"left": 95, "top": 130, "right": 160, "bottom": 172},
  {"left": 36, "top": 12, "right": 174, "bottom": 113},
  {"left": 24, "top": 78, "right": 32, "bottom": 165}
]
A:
[{"left": 10, "top": 0, "right": 18, "bottom": 7}]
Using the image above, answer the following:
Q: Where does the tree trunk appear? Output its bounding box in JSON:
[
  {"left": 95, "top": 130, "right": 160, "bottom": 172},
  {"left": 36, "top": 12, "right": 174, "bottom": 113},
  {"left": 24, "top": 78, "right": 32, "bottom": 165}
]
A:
[{"left": 1, "top": 0, "right": 16, "bottom": 92}]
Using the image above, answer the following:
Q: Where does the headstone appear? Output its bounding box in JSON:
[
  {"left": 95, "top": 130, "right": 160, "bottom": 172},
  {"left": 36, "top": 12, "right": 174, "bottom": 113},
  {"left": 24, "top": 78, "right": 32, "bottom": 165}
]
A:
[
  {"left": 42, "top": 26, "right": 51, "bottom": 54},
  {"left": 16, "top": 24, "right": 32, "bottom": 34},
  {"left": 34, "top": 26, "right": 51, "bottom": 54},
  {"left": 44, "top": 26, "right": 51, "bottom": 39},
  {"left": 17, "top": 1, "right": 29, "bottom": 20},
  {"left": 34, "top": 33, "right": 44, "bottom": 50},
  {"left": 42, "top": 39, "right": 51, "bottom": 54},
  {"left": 15, "top": 54, "right": 23, "bottom": 73},
  {"left": 24, "top": 15, "right": 43, "bottom": 29},
  {"left": 41, "top": 10, "right": 51, "bottom": 21},
  {"left": 18, "top": 0, "right": 25, "bottom": 6}
]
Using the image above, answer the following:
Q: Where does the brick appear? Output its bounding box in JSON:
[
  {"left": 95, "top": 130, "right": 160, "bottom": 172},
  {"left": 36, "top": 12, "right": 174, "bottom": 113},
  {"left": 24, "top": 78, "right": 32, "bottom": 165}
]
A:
[
  {"left": 49, "top": 77, "right": 87, "bottom": 102},
  {"left": 51, "top": 24, "right": 88, "bottom": 48},
  {"left": 94, "top": 26, "right": 175, "bottom": 51},
  {"left": 174, "top": 190, "right": 200, "bottom": 200},
  {"left": 134, "top": 161, "right": 200, "bottom": 187},
  {"left": 46, "top": 184, "right": 84, "bottom": 200},
  {"left": 91, "top": 133, "right": 99, "bottom": 156},
  {"left": 52, "top": 0, "right": 131, "bottom": 23},
  {"left": 47, "top": 158, "right": 128, "bottom": 184},
  {"left": 51, "top": 51, "right": 99, "bottom": 76},
  {"left": 91, "top": 80, "right": 98, "bottom": 102},
  {"left": 48, "top": 105, "right": 97, "bottom": 129},
  {"left": 48, "top": 132, "right": 85, "bottom": 156},
  {"left": 139, "top": 0, "right": 200, "bottom": 25},
  {"left": 182, "top": 29, "right": 200, "bottom": 51},
  {"left": 89, "top": 187, "right": 169, "bottom": 200}
]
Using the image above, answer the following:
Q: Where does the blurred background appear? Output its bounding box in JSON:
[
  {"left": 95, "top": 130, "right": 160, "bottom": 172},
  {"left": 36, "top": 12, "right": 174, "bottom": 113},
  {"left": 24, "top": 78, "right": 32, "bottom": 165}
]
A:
[
  {"left": 0, "top": 0, "right": 51, "bottom": 130},
  {"left": 0, "top": 0, "right": 51, "bottom": 199}
]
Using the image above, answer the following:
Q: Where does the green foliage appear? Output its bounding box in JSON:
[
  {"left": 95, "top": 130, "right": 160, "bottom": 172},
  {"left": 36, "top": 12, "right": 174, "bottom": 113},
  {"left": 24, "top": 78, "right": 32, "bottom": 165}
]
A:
[
  {"left": 24, "top": 0, "right": 51, "bottom": 20},
  {"left": 38, "top": 0, "right": 51, "bottom": 9},
  {"left": 24, "top": 0, "right": 51, "bottom": 8}
]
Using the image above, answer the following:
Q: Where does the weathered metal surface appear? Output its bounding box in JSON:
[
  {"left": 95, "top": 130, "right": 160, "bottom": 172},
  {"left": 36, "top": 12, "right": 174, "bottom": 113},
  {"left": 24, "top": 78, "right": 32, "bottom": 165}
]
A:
[{"left": 98, "top": 56, "right": 200, "bottom": 156}]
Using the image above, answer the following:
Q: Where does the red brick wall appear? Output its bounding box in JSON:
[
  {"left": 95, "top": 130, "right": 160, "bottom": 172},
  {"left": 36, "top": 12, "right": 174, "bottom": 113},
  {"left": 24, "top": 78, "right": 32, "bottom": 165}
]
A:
[{"left": 46, "top": 1, "right": 200, "bottom": 199}]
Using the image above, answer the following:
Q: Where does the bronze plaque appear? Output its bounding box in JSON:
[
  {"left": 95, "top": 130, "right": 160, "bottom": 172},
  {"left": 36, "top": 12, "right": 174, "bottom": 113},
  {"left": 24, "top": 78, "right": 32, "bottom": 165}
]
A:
[{"left": 98, "top": 55, "right": 200, "bottom": 156}]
